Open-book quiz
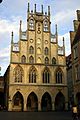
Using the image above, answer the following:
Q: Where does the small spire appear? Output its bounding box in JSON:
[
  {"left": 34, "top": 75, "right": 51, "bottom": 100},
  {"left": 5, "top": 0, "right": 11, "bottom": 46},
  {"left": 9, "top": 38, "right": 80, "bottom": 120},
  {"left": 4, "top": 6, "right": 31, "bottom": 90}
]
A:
[
  {"left": 45, "top": 12, "right": 47, "bottom": 15},
  {"left": 63, "top": 37, "right": 65, "bottom": 46},
  {"left": 55, "top": 24, "right": 58, "bottom": 35},
  {"left": 20, "top": 20, "right": 22, "bottom": 31},
  {"left": 11, "top": 31, "right": 13, "bottom": 43},
  {"left": 28, "top": 2, "right": 30, "bottom": 12},
  {"left": 41, "top": 5, "right": 43, "bottom": 14},
  {"left": 48, "top": 6, "right": 50, "bottom": 16},
  {"left": 34, "top": 4, "right": 36, "bottom": 13}
]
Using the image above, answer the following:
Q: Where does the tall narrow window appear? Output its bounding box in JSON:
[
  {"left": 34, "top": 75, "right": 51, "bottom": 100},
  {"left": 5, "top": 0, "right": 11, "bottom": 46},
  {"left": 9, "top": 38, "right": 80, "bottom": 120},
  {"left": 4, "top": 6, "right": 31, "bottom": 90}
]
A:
[
  {"left": 44, "top": 47, "right": 49, "bottom": 55},
  {"left": 45, "top": 57, "right": 49, "bottom": 64},
  {"left": 43, "top": 67, "right": 50, "bottom": 83},
  {"left": 13, "top": 65, "right": 23, "bottom": 82},
  {"left": 43, "top": 20, "right": 49, "bottom": 32},
  {"left": 29, "top": 67, "right": 37, "bottom": 83},
  {"left": 21, "top": 55, "right": 26, "bottom": 63},
  {"left": 29, "top": 56, "right": 34, "bottom": 63},
  {"left": 74, "top": 46, "right": 78, "bottom": 59},
  {"left": 29, "top": 19, "right": 34, "bottom": 30},
  {"left": 56, "top": 69, "right": 63, "bottom": 84},
  {"left": 29, "top": 46, "right": 34, "bottom": 54},
  {"left": 75, "top": 65, "right": 79, "bottom": 81},
  {"left": 52, "top": 57, "right": 56, "bottom": 64}
]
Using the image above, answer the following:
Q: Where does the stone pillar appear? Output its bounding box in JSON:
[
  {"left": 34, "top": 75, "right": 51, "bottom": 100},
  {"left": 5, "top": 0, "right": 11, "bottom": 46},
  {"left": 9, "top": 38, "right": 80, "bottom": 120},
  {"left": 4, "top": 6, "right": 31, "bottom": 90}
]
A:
[
  {"left": 38, "top": 101, "right": 41, "bottom": 111},
  {"left": 65, "top": 102, "right": 68, "bottom": 110},
  {"left": 8, "top": 100, "right": 12, "bottom": 111},
  {"left": 24, "top": 96, "right": 27, "bottom": 111},
  {"left": 52, "top": 102, "right": 55, "bottom": 111}
]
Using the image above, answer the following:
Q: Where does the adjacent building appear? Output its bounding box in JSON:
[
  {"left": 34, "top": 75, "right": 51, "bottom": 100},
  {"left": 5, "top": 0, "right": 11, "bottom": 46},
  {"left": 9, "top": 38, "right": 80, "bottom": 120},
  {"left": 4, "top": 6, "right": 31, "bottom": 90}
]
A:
[
  {"left": 4, "top": 3, "right": 68, "bottom": 111},
  {"left": 70, "top": 10, "right": 80, "bottom": 106}
]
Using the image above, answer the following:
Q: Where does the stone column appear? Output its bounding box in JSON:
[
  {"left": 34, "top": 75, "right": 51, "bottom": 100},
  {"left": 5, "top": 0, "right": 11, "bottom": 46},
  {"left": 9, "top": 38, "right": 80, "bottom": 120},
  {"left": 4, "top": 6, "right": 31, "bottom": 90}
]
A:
[
  {"left": 38, "top": 101, "right": 41, "bottom": 111},
  {"left": 24, "top": 96, "right": 27, "bottom": 111},
  {"left": 65, "top": 102, "right": 68, "bottom": 110},
  {"left": 8, "top": 100, "right": 12, "bottom": 111},
  {"left": 52, "top": 102, "right": 55, "bottom": 111}
]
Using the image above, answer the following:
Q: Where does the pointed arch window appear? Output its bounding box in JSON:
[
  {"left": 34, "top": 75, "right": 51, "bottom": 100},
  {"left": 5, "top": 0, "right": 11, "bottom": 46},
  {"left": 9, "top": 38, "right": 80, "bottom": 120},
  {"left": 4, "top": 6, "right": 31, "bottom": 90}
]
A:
[
  {"left": 44, "top": 47, "right": 49, "bottom": 55},
  {"left": 45, "top": 57, "right": 49, "bottom": 64},
  {"left": 43, "top": 20, "right": 49, "bottom": 32},
  {"left": 13, "top": 65, "right": 24, "bottom": 82},
  {"left": 21, "top": 55, "right": 26, "bottom": 63},
  {"left": 43, "top": 67, "right": 50, "bottom": 83},
  {"left": 29, "top": 46, "right": 34, "bottom": 54},
  {"left": 29, "top": 67, "right": 37, "bottom": 83},
  {"left": 29, "top": 19, "right": 34, "bottom": 30},
  {"left": 52, "top": 57, "right": 56, "bottom": 64},
  {"left": 56, "top": 69, "right": 63, "bottom": 83},
  {"left": 29, "top": 56, "right": 34, "bottom": 63}
]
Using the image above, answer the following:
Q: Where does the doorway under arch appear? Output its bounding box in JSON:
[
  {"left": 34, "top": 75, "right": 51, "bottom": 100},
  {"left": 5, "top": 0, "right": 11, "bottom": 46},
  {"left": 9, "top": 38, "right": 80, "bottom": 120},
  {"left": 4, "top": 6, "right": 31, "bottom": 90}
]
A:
[
  {"left": 41, "top": 92, "right": 52, "bottom": 111},
  {"left": 27, "top": 92, "right": 38, "bottom": 111},
  {"left": 12, "top": 91, "right": 24, "bottom": 111},
  {"left": 55, "top": 92, "right": 65, "bottom": 111}
]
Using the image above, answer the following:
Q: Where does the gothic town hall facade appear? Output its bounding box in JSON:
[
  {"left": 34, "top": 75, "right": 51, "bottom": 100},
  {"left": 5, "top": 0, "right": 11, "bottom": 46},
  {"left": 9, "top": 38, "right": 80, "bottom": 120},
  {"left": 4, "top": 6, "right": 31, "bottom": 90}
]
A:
[{"left": 4, "top": 3, "right": 68, "bottom": 111}]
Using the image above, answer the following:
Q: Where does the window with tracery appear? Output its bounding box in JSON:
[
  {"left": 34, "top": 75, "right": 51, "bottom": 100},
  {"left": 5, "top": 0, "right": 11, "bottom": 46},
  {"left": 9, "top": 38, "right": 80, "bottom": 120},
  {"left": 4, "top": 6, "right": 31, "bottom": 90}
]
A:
[
  {"left": 45, "top": 57, "right": 49, "bottom": 64},
  {"left": 14, "top": 65, "right": 23, "bottom": 82},
  {"left": 52, "top": 57, "right": 56, "bottom": 64},
  {"left": 29, "top": 56, "right": 34, "bottom": 63},
  {"left": 29, "top": 46, "right": 34, "bottom": 54},
  {"left": 21, "top": 55, "right": 26, "bottom": 63},
  {"left": 29, "top": 19, "right": 34, "bottom": 30},
  {"left": 43, "top": 67, "right": 50, "bottom": 83},
  {"left": 43, "top": 20, "right": 49, "bottom": 32},
  {"left": 44, "top": 47, "right": 49, "bottom": 55},
  {"left": 29, "top": 67, "right": 37, "bottom": 83},
  {"left": 56, "top": 69, "right": 63, "bottom": 83}
]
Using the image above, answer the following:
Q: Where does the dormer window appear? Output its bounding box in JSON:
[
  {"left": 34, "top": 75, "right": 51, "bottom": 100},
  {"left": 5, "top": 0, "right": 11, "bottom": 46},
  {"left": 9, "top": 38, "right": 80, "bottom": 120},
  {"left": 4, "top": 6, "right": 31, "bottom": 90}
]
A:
[{"left": 29, "top": 19, "right": 34, "bottom": 30}]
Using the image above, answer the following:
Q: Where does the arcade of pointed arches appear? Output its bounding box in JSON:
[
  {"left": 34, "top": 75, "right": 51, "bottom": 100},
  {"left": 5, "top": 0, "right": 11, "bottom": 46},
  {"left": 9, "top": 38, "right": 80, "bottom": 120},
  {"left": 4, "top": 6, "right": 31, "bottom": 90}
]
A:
[{"left": 11, "top": 91, "right": 66, "bottom": 111}]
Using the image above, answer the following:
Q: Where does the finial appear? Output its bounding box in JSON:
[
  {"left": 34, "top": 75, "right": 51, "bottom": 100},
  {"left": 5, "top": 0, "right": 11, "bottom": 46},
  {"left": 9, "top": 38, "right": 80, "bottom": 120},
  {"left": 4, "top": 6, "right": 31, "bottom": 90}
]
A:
[
  {"left": 28, "top": 2, "right": 30, "bottom": 12},
  {"left": 41, "top": 5, "right": 43, "bottom": 14},
  {"left": 48, "top": 6, "right": 50, "bottom": 15},
  {"left": 55, "top": 24, "right": 58, "bottom": 35},
  {"left": 20, "top": 20, "right": 22, "bottom": 29},
  {"left": 11, "top": 31, "right": 13, "bottom": 43},
  {"left": 34, "top": 4, "right": 36, "bottom": 13},
  {"left": 45, "top": 12, "right": 47, "bottom": 15},
  {"left": 63, "top": 37, "right": 65, "bottom": 46}
]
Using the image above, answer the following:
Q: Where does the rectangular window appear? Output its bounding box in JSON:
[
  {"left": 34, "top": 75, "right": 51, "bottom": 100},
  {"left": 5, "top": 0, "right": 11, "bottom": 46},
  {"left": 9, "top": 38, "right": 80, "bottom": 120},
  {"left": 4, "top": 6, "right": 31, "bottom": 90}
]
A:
[
  {"left": 74, "top": 46, "right": 78, "bottom": 59},
  {"left": 75, "top": 65, "right": 79, "bottom": 81}
]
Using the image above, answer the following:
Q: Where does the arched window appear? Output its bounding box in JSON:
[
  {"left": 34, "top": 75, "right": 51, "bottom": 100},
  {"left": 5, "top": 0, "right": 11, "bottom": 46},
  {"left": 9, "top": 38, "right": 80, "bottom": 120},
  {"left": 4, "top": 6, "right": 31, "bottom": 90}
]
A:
[
  {"left": 43, "top": 67, "right": 50, "bottom": 83},
  {"left": 29, "top": 46, "right": 34, "bottom": 54},
  {"left": 29, "top": 67, "right": 37, "bottom": 83},
  {"left": 43, "top": 20, "right": 49, "bottom": 32},
  {"left": 13, "top": 65, "right": 23, "bottom": 82},
  {"left": 29, "top": 56, "right": 34, "bottom": 63},
  {"left": 29, "top": 19, "right": 34, "bottom": 30},
  {"left": 56, "top": 69, "right": 63, "bottom": 83},
  {"left": 21, "top": 55, "right": 26, "bottom": 63},
  {"left": 52, "top": 57, "right": 56, "bottom": 64},
  {"left": 44, "top": 47, "right": 49, "bottom": 55},
  {"left": 45, "top": 57, "right": 49, "bottom": 64}
]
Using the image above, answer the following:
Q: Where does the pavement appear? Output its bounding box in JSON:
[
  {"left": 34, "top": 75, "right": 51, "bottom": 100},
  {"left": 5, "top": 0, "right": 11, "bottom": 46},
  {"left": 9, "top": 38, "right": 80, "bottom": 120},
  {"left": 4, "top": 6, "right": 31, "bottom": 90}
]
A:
[{"left": 0, "top": 111, "right": 72, "bottom": 120}]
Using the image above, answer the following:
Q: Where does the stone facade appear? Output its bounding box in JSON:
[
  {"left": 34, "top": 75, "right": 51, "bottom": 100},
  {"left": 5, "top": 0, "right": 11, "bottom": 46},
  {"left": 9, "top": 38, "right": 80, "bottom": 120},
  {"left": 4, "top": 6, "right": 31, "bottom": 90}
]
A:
[
  {"left": 4, "top": 3, "right": 68, "bottom": 111},
  {"left": 70, "top": 10, "right": 80, "bottom": 105}
]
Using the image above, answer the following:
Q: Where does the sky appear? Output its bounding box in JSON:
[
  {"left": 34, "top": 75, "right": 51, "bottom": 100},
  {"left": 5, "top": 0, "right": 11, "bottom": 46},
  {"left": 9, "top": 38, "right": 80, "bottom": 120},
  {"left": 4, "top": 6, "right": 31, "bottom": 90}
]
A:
[{"left": 0, "top": 0, "right": 80, "bottom": 76}]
